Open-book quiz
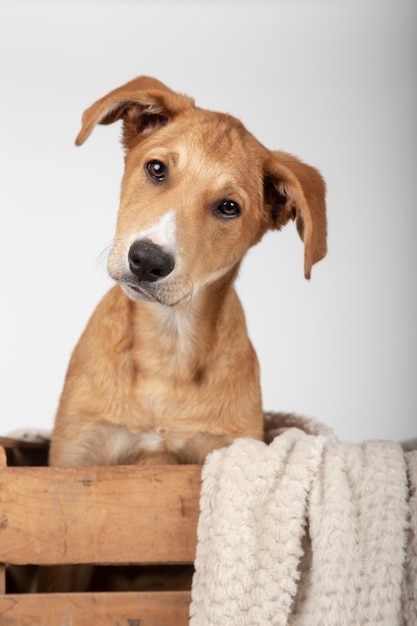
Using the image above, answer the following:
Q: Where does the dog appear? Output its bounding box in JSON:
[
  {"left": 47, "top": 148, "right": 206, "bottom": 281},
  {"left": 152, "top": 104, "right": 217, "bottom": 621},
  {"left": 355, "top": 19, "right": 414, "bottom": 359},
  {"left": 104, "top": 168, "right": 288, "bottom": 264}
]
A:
[{"left": 49, "top": 75, "right": 327, "bottom": 469}]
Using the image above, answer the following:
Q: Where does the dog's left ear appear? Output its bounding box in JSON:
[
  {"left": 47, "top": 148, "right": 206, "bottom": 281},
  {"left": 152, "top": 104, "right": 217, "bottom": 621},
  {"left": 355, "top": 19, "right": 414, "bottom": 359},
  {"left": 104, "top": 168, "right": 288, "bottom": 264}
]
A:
[
  {"left": 75, "top": 75, "right": 195, "bottom": 148},
  {"left": 264, "top": 151, "right": 327, "bottom": 279}
]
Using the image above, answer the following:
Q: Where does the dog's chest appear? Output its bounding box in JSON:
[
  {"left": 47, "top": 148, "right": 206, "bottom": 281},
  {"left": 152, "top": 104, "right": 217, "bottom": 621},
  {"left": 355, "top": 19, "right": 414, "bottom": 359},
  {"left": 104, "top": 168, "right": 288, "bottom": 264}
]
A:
[{"left": 129, "top": 373, "right": 209, "bottom": 433}]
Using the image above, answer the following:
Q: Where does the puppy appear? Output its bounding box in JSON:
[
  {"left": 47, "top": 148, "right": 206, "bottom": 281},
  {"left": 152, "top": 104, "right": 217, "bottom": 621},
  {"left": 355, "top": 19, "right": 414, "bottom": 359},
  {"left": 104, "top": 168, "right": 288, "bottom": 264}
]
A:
[{"left": 49, "top": 76, "right": 327, "bottom": 468}]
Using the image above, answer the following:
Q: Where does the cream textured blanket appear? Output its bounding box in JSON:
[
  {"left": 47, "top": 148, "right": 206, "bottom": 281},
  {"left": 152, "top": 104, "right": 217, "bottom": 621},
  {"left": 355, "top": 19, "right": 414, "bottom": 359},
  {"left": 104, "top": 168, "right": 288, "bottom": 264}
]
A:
[{"left": 190, "top": 413, "right": 417, "bottom": 626}]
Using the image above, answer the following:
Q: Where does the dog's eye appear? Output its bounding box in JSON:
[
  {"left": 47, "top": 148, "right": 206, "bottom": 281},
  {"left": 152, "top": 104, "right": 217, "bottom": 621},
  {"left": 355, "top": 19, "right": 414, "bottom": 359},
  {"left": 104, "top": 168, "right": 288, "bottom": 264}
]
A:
[
  {"left": 215, "top": 200, "right": 241, "bottom": 219},
  {"left": 146, "top": 160, "right": 166, "bottom": 182}
]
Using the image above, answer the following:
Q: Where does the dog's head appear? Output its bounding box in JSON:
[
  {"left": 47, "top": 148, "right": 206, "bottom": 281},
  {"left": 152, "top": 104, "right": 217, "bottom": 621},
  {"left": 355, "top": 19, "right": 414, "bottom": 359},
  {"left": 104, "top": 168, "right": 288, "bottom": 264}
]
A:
[{"left": 76, "top": 76, "right": 327, "bottom": 306}]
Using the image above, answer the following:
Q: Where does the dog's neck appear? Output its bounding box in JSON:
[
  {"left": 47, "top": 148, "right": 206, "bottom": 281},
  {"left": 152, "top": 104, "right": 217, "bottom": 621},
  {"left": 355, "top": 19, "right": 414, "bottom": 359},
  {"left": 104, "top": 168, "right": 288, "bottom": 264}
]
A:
[{"left": 127, "top": 267, "right": 242, "bottom": 383}]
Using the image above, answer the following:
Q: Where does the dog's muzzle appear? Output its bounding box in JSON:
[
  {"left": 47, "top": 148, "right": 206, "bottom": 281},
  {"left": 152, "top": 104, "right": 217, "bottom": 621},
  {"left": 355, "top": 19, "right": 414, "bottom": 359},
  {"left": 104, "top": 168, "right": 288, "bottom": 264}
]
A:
[
  {"left": 128, "top": 239, "right": 175, "bottom": 283},
  {"left": 113, "top": 239, "right": 191, "bottom": 306}
]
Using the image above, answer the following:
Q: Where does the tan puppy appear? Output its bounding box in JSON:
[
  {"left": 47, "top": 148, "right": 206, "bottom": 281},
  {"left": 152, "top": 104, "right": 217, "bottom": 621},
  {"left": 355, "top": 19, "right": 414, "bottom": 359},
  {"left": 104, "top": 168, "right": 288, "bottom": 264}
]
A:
[{"left": 49, "top": 76, "right": 327, "bottom": 468}]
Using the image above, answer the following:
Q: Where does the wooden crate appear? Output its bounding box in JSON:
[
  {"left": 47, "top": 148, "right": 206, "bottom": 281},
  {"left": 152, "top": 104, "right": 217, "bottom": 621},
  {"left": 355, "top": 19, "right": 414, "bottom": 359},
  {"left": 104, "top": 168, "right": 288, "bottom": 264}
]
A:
[{"left": 0, "top": 438, "right": 202, "bottom": 625}]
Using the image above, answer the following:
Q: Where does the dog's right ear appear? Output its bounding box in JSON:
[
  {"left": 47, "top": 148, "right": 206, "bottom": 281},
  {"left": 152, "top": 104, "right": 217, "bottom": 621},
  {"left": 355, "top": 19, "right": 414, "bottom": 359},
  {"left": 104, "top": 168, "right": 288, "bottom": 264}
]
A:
[{"left": 75, "top": 76, "right": 195, "bottom": 148}]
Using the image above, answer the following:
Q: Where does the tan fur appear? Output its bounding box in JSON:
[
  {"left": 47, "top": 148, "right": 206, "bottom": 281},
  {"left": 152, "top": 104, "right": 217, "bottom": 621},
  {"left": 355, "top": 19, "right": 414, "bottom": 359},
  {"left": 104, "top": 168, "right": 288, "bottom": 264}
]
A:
[{"left": 49, "top": 76, "right": 327, "bottom": 468}]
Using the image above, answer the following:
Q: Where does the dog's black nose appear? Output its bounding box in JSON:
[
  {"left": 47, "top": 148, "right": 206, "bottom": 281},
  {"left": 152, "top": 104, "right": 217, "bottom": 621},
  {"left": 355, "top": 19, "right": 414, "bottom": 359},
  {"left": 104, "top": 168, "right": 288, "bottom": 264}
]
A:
[{"left": 128, "top": 239, "right": 175, "bottom": 282}]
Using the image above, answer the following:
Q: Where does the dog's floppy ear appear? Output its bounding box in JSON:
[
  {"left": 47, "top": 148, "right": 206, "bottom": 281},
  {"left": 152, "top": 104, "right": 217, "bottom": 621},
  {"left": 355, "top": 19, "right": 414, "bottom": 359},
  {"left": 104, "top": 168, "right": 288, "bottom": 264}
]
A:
[
  {"left": 264, "top": 151, "right": 327, "bottom": 279},
  {"left": 75, "top": 76, "right": 195, "bottom": 148}
]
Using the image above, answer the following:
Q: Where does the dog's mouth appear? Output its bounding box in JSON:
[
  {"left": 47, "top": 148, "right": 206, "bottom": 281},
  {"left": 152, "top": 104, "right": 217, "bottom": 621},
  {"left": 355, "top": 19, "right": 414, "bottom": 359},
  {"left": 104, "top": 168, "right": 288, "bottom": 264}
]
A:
[
  {"left": 121, "top": 277, "right": 193, "bottom": 307},
  {"left": 123, "top": 281, "right": 157, "bottom": 302}
]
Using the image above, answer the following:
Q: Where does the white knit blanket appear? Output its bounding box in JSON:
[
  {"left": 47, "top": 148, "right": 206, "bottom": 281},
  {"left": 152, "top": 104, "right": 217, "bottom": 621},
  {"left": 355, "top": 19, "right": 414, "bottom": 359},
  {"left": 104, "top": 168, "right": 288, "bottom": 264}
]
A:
[{"left": 190, "top": 413, "right": 417, "bottom": 626}]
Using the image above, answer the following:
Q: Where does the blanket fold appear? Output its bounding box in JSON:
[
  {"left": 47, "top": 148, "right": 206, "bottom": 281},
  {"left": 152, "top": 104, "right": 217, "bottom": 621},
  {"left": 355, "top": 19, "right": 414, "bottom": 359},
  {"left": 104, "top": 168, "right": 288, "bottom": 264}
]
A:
[{"left": 190, "top": 413, "right": 417, "bottom": 626}]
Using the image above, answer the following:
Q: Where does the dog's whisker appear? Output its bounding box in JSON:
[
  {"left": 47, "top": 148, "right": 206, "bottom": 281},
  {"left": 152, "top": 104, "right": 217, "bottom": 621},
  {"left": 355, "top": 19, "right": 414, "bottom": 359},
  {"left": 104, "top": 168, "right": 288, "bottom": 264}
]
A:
[{"left": 95, "top": 241, "right": 114, "bottom": 274}]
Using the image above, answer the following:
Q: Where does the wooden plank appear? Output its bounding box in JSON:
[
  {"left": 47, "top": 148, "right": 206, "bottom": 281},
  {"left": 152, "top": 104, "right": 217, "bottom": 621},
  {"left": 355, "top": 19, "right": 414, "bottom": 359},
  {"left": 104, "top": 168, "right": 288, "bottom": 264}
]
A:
[
  {"left": 0, "top": 448, "right": 5, "bottom": 594},
  {"left": 0, "top": 465, "right": 201, "bottom": 565},
  {"left": 0, "top": 590, "right": 191, "bottom": 626}
]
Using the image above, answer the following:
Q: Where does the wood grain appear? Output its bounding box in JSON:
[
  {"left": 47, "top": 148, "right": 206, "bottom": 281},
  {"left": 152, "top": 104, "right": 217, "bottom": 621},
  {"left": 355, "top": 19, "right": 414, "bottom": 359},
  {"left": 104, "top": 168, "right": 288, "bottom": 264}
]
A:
[
  {"left": 0, "top": 464, "right": 201, "bottom": 566},
  {"left": 0, "top": 590, "right": 191, "bottom": 626}
]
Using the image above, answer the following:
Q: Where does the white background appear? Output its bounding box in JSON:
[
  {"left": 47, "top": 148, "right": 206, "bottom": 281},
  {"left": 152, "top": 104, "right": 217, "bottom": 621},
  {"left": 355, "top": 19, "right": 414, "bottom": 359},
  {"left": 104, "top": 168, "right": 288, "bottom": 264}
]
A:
[{"left": 1, "top": 0, "right": 416, "bottom": 443}]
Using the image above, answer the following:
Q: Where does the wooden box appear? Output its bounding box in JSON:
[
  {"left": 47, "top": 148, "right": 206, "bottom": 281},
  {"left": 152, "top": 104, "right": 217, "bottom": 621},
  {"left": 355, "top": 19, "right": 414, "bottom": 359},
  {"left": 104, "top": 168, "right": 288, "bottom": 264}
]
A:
[{"left": 0, "top": 438, "right": 201, "bottom": 625}]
